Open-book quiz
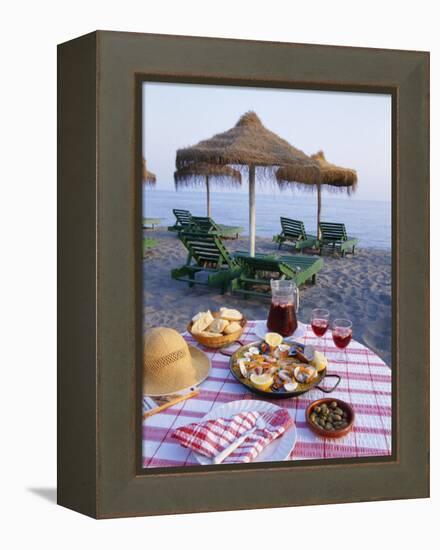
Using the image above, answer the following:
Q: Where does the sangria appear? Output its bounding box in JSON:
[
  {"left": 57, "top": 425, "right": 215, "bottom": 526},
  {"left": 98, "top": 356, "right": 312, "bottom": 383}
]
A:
[
  {"left": 267, "top": 280, "right": 298, "bottom": 337},
  {"left": 332, "top": 319, "right": 353, "bottom": 349},
  {"left": 311, "top": 308, "right": 330, "bottom": 347},
  {"left": 311, "top": 308, "right": 330, "bottom": 337}
]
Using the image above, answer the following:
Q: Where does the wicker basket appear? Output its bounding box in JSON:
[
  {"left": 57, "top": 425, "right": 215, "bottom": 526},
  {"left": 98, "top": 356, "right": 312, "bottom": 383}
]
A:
[{"left": 187, "top": 314, "right": 247, "bottom": 349}]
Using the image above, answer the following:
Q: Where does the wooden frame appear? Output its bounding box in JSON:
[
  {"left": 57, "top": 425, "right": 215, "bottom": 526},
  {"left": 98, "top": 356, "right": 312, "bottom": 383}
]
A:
[{"left": 57, "top": 31, "right": 429, "bottom": 518}]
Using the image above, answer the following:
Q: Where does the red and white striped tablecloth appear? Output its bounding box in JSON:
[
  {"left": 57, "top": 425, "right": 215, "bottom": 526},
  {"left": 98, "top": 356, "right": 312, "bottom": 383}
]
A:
[{"left": 142, "top": 321, "right": 392, "bottom": 468}]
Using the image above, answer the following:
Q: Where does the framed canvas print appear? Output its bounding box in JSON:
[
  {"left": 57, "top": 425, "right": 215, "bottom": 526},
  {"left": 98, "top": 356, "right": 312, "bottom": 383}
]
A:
[{"left": 57, "top": 31, "right": 429, "bottom": 518}]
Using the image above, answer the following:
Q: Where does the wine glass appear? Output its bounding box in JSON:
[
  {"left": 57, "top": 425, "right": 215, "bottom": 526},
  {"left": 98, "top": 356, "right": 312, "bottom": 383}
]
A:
[
  {"left": 332, "top": 318, "right": 352, "bottom": 363},
  {"left": 310, "top": 308, "right": 330, "bottom": 348}
]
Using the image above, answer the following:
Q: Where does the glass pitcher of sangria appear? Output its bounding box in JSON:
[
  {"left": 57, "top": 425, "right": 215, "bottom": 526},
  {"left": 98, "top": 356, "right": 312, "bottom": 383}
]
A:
[{"left": 267, "top": 279, "right": 299, "bottom": 337}]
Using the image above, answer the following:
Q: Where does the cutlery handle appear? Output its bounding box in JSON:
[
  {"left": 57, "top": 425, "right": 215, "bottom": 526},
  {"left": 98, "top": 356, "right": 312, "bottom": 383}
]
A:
[
  {"left": 213, "top": 429, "right": 254, "bottom": 465},
  {"left": 142, "top": 390, "right": 199, "bottom": 419}
]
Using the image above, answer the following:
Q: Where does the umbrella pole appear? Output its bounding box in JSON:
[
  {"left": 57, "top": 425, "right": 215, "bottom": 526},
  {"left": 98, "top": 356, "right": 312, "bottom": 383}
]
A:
[
  {"left": 205, "top": 175, "right": 211, "bottom": 217},
  {"left": 317, "top": 181, "right": 322, "bottom": 239},
  {"left": 249, "top": 164, "right": 256, "bottom": 257}
]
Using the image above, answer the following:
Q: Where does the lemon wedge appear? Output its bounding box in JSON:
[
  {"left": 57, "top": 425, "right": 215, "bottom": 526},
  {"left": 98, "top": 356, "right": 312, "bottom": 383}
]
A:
[
  {"left": 250, "top": 373, "right": 273, "bottom": 391},
  {"left": 264, "top": 332, "right": 283, "bottom": 347},
  {"left": 313, "top": 350, "right": 328, "bottom": 372}
]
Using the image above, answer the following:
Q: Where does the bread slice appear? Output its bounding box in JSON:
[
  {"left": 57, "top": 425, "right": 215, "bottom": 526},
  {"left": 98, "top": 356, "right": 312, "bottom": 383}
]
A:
[
  {"left": 192, "top": 311, "right": 204, "bottom": 323},
  {"left": 199, "top": 330, "right": 217, "bottom": 338},
  {"left": 208, "top": 318, "right": 229, "bottom": 334},
  {"left": 191, "top": 310, "right": 214, "bottom": 334},
  {"left": 219, "top": 308, "right": 243, "bottom": 322},
  {"left": 223, "top": 321, "right": 242, "bottom": 334}
]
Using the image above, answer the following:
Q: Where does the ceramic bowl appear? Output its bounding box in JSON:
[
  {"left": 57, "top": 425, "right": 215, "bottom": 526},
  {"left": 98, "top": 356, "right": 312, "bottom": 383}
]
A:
[{"left": 306, "top": 398, "right": 355, "bottom": 438}]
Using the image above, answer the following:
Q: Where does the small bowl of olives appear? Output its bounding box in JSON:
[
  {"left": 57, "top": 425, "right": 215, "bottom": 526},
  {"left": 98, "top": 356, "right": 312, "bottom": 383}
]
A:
[{"left": 306, "top": 398, "right": 354, "bottom": 438}]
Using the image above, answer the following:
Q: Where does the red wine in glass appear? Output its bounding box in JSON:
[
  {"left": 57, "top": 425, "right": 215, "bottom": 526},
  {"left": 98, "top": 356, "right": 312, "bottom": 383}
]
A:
[
  {"left": 310, "top": 308, "right": 330, "bottom": 344},
  {"left": 332, "top": 319, "right": 353, "bottom": 349},
  {"left": 311, "top": 318, "right": 329, "bottom": 337}
]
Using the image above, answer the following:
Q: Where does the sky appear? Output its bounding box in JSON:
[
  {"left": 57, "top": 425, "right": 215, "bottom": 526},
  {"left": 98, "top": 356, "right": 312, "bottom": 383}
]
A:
[{"left": 143, "top": 82, "right": 391, "bottom": 202}]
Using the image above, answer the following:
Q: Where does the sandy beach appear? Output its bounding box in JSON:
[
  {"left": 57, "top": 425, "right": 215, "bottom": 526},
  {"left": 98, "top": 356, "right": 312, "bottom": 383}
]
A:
[{"left": 143, "top": 228, "right": 392, "bottom": 366}]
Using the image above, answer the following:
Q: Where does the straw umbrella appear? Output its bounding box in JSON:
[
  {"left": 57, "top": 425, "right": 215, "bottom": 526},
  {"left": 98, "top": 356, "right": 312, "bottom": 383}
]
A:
[
  {"left": 276, "top": 150, "right": 357, "bottom": 238},
  {"left": 176, "top": 111, "right": 320, "bottom": 256},
  {"left": 142, "top": 157, "right": 156, "bottom": 186},
  {"left": 174, "top": 163, "right": 242, "bottom": 217}
]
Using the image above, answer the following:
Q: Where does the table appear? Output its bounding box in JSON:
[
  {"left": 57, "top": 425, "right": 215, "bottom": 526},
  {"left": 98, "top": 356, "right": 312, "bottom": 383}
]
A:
[{"left": 142, "top": 321, "right": 392, "bottom": 468}]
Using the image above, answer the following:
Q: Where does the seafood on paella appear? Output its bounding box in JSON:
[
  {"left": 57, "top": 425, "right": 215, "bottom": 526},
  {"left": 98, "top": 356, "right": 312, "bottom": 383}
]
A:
[{"left": 232, "top": 332, "right": 328, "bottom": 395}]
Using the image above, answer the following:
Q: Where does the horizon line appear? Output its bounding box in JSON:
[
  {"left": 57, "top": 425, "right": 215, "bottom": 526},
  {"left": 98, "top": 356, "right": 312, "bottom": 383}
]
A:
[{"left": 144, "top": 187, "right": 391, "bottom": 203}]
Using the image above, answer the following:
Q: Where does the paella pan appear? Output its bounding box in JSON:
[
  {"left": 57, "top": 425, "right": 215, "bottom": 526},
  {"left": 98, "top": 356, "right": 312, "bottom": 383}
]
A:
[{"left": 224, "top": 337, "right": 341, "bottom": 399}]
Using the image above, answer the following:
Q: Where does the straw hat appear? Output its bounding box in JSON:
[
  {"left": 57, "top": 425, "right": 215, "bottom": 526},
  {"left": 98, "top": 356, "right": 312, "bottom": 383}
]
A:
[{"left": 143, "top": 327, "right": 211, "bottom": 396}]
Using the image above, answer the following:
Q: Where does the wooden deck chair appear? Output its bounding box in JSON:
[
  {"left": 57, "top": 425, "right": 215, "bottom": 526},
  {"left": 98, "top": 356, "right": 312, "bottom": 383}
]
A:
[
  {"left": 231, "top": 252, "right": 324, "bottom": 297},
  {"left": 273, "top": 217, "right": 317, "bottom": 251},
  {"left": 171, "top": 231, "right": 241, "bottom": 293},
  {"left": 168, "top": 209, "right": 193, "bottom": 232},
  {"left": 318, "top": 222, "right": 358, "bottom": 257},
  {"left": 189, "top": 216, "right": 244, "bottom": 239}
]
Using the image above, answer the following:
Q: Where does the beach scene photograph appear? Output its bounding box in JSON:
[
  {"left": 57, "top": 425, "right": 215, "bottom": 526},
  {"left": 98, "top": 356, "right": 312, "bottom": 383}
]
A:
[{"left": 141, "top": 82, "right": 392, "bottom": 469}]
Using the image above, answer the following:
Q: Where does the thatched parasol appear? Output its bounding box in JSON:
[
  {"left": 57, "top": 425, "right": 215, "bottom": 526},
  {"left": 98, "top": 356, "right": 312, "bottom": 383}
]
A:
[
  {"left": 276, "top": 150, "right": 357, "bottom": 238},
  {"left": 311, "top": 151, "right": 358, "bottom": 189},
  {"left": 142, "top": 157, "right": 157, "bottom": 186},
  {"left": 176, "top": 111, "right": 320, "bottom": 255},
  {"left": 174, "top": 163, "right": 242, "bottom": 217}
]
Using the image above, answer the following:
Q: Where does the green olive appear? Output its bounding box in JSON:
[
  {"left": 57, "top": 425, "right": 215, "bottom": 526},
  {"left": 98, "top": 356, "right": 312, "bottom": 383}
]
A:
[
  {"left": 333, "top": 414, "right": 342, "bottom": 421},
  {"left": 335, "top": 407, "right": 343, "bottom": 416},
  {"left": 330, "top": 401, "right": 338, "bottom": 409},
  {"left": 314, "top": 406, "right": 321, "bottom": 413},
  {"left": 325, "top": 423, "right": 333, "bottom": 430}
]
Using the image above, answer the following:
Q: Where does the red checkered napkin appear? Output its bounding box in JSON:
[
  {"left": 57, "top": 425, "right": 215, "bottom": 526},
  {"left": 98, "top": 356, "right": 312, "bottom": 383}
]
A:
[{"left": 172, "top": 408, "right": 293, "bottom": 464}]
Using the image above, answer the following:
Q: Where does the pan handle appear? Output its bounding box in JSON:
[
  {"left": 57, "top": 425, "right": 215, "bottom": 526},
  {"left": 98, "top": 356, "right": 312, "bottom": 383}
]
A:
[
  {"left": 219, "top": 340, "right": 245, "bottom": 357},
  {"left": 315, "top": 374, "right": 341, "bottom": 393}
]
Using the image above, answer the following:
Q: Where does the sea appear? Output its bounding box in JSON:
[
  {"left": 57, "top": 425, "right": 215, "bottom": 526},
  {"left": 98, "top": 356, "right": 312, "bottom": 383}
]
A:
[{"left": 143, "top": 189, "right": 391, "bottom": 250}]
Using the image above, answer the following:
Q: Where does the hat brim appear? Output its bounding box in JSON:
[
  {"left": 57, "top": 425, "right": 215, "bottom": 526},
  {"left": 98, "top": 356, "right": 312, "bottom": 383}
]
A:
[{"left": 143, "top": 345, "right": 211, "bottom": 397}]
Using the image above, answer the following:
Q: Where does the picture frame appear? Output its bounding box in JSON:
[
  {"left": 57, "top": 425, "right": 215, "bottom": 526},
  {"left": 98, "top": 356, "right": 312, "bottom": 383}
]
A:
[{"left": 57, "top": 30, "right": 429, "bottom": 518}]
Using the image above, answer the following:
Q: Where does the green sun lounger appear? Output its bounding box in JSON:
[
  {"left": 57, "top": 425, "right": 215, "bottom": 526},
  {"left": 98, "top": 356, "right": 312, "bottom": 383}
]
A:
[
  {"left": 189, "top": 216, "right": 244, "bottom": 239},
  {"left": 171, "top": 231, "right": 241, "bottom": 293},
  {"left": 168, "top": 209, "right": 244, "bottom": 239},
  {"left": 168, "top": 209, "right": 193, "bottom": 232},
  {"left": 231, "top": 252, "right": 324, "bottom": 297},
  {"left": 318, "top": 222, "right": 358, "bottom": 257},
  {"left": 172, "top": 232, "right": 323, "bottom": 297},
  {"left": 273, "top": 217, "right": 317, "bottom": 251}
]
